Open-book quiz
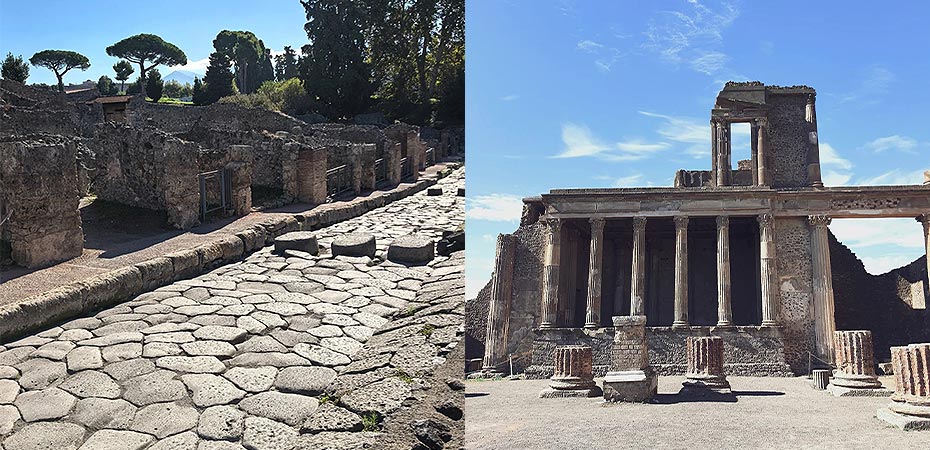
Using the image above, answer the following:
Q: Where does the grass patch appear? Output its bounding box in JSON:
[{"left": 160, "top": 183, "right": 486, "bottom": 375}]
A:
[
  {"left": 361, "top": 412, "right": 381, "bottom": 431},
  {"left": 318, "top": 393, "right": 339, "bottom": 404},
  {"left": 419, "top": 324, "right": 435, "bottom": 337},
  {"left": 395, "top": 369, "right": 414, "bottom": 383}
]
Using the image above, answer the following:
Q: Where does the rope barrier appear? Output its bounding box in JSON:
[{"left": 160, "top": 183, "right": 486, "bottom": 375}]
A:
[{"left": 806, "top": 351, "right": 835, "bottom": 378}]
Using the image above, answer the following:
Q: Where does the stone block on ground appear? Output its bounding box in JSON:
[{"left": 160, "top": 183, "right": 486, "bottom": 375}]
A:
[
  {"left": 387, "top": 236, "right": 434, "bottom": 264},
  {"left": 331, "top": 233, "right": 376, "bottom": 258},
  {"left": 602, "top": 369, "right": 657, "bottom": 402},
  {"left": 427, "top": 187, "right": 443, "bottom": 196},
  {"left": 274, "top": 231, "right": 319, "bottom": 256}
]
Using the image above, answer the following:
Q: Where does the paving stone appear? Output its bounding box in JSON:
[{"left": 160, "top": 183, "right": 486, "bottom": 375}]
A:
[
  {"left": 343, "top": 326, "right": 375, "bottom": 342},
  {"left": 226, "top": 352, "right": 312, "bottom": 368},
  {"left": 189, "top": 315, "right": 238, "bottom": 327},
  {"left": 102, "top": 342, "right": 143, "bottom": 362},
  {"left": 222, "top": 366, "right": 278, "bottom": 392},
  {"left": 197, "top": 440, "right": 246, "bottom": 450},
  {"left": 0, "top": 404, "right": 19, "bottom": 434},
  {"left": 0, "top": 365, "right": 18, "bottom": 379},
  {"left": 353, "top": 312, "right": 389, "bottom": 329},
  {"left": 252, "top": 311, "right": 287, "bottom": 328},
  {"left": 238, "top": 391, "right": 319, "bottom": 427},
  {"left": 32, "top": 340, "right": 76, "bottom": 360},
  {"left": 274, "top": 366, "right": 337, "bottom": 395},
  {"left": 274, "top": 231, "right": 318, "bottom": 255},
  {"left": 122, "top": 369, "right": 187, "bottom": 405},
  {"left": 182, "top": 340, "right": 237, "bottom": 357},
  {"left": 242, "top": 416, "right": 298, "bottom": 450},
  {"left": 197, "top": 405, "right": 245, "bottom": 440},
  {"left": 340, "top": 377, "right": 412, "bottom": 415},
  {"left": 66, "top": 346, "right": 104, "bottom": 371},
  {"left": 239, "top": 282, "right": 288, "bottom": 294},
  {"left": 156, "top": 356, "right": 226, "bottom": 373},
  {"left": 14, "top": 387, "right": 77, "bottom": 421},
  {"left": 104, "top": 358, "right": 156, "bottom": 381},
  {"left": 285, "top": 315, "right": 321, "bottom": 332},
  {"left": 284, "top": 281, "right": 326, "bottom": 295},
  {"left": 308, "top": 325, "right": 343, "bottom": 338},
  {"left": 387, "top": 235, "right": 435, "bottom": 263},
  {"left": 147, "top": 431, "right": 199, "bottom": 450},
  {"left": 0, "top": 378, "right": 20, "bottom": 403},
  {"left": 80, "top": 332, "right": 143, "bottom": 347},
  {"left": 71, "top": 397, "right": 137, "bottom": 430},
  {"left": 176, "top": 305, "right": 223, "bottom": 316},
  {"left": 143, "top": 342, "right": 184, "bottom": 357},
  {"left": 217, "top": 304, "right": 256, "bottom": 316},
  {"left": 79, "top": 430, "right": 154, "bottom": 450},
  {"left": 321, "top": 314, "right": 358, "bottom": 327},
  {"left": 235, "top": 317, "right": 268, "bottom": 336},
  {"left": 130, "top": 402, "right": 199, "bottom": 438},
  {"left": 133, "top": 304, "right": 174, "bottom": 315},
  {"left": 6, "top": 335, "right": 51, "bottom": 348},
  {"left": 162, "top": 297, "right": 198, "bottom": 308},
  {"left": 241, "top": 294, "right": 274, "bottom": 304},
  {"left": 236, "top": 336, "right": 287, "bottom": 353},
  {"left": 141, "top": 322, "right": 199, "bottom": 334},
  {"left": 294, "top": 344, "right": 351, "bottom": 367},
  {"left": 255, "top": 302, "right": 306, "bottom": 316},
  {"left": 300, "top": 402, "right": 363, "bottom": 433},
  {"left": 62, "top": 317, "right": 104, "bottom": 330},
  {"left": 16, "top": 358, "right": 67, "bottom": 390},
  {"left": 270, "top": 291, "right": 317, "bottom": 305},
  {"left": 312, "top": 290, "right": 353, "bottom": 304},
  {"left": 193, "top": 326, "right": 248, "bottom": 343},
  {"left": 202, "top": 296, "right": 241, "bottom": 306},
  {"left": 1, "top": 422, "right": 85, "bottom": 450},
  {"left": 59, "top": 329, "right": 95, "bottom": 341},
  {"left": 320, "top": 336, "right": 364, "bottom": 356},
  {"left": 100, "top": 313, "right": 149, "bottom": 324},
  {"left": 182, "top": 373, "right": 246, "bottom": 407},
  {"left": 58, "top": 370, "right": 121, "bottom": 398},
  {"left": 92, "top": 321, "right": 149, "bottom": 336},
  {"left": 184, "top": 287, "right": 211, "bottom": 301}
]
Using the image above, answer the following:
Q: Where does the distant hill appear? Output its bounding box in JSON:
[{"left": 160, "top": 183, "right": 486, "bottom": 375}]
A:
[{"left": 163, "top": 70, "right": 199, "bottom": 85}]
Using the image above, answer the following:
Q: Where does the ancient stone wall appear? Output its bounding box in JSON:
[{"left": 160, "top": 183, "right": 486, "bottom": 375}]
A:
[
  {"left": 131, "top": 100, "right": 306, "bottom": 134},
  {"left": 768, "top": 94, "right": 811, "bottom": 188},
  {"left": 0, "top": 134, "right": 83, "bottom": 268},
  {"left": 89, "top": 123, "right": 200, "bottom": 229},
  {"left": 465, "top": 284, "right": 491, "bottom": 362},
  {"left": 774, "top": 217, "right": 816, "bottom": 372}
]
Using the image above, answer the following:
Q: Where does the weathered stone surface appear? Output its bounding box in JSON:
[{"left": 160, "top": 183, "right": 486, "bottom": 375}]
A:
[
  {"left": 1, "top": 422, "right": 85, "bottom": 450},
  {"left": 0, "top": 404, "right": 20, "bottom": 434},
  {"left": 157, "top": 355, "right": 226, "bottom": 373},
  {"left": 58, "top": 370, "right": 121, "bottom": 398},
  {"left": 0, "top": 378, "right": 19, "bottom": 403},
  {"left": 340, "top": 377, "right": 412, "bottom": 415},
  {"left": 236, "top": 336, "right": 287, "bottom": 353},
  {"left": 222, "top": 366, "right": 278, "bottom": 392},
  {"left": 197, "top": 405, "right": 245, "bottom": 440},
  {"left": 79, "top": 430, "right": 154, "bottom": 450},
  {"left": 67, "top": 346, "right": 104, "bottom": 371},
  {"left": 104, "top": 358, "right": 156, "bottom": 381},
  {"left": 16, "top": 358, "right": 67, "bottom": 389},
  {"left": 14, "top": 387, "right": 77, "bottom": 421},
  {"left": 300, "top": 402, "right": 363, "bottom": 433},
  {"left": 387, "top": 236, "right": 434, "bottom": 264},
  {"left": 0, "top": 365, "right": 20, "bottom": 379},
  {"left": 226, "top": 352, "right": 311, "bottom": 368},
  {"left": 181, "top": 340, "right": 237, "bottom": 357},
  {"left": 331, "top": 233, "right": 377, "bottom": 258},
  {"left": 146, "top": 431, "right": 199, "bottom": 450},
  {"left": 274, "top": 231, "right": 319, "bottom": 255},
  {"left": 32, "top": 340, "right": 75, "bottom": 360},
  {"left": 181, "top": 373, "right": 246, "bottom": 407},
  {"left": 71, "top": 397, "right": 137, "bottom": 430},
  {"left": 273, "top": 366, "right": 337, "bottom": 395},
  {"left": 122, "top": 369, "right": 187, "bottom": 405},
  {"left": 320, "top": 336, "right": 364, "bottom": 356},
  {"left": 143, "top": 342, "right": 184, "bottom": 357},
  {"left": 130, "top": 402, "right": 199, "bottom": 438},
  {"left": 102, "top": 342, "right": 143, "bottom": 362},
  {"left": 241, "top": 416, "right": 298, "bottom": 450},
  {"left": 237, "top": 391, "right": 319, "bottom": 426},
  {"left": 294, "top": 343, "right": 351, "bottom": 366}
]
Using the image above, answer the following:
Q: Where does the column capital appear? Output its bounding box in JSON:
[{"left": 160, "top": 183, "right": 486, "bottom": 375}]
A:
[
  {"left": 757, "top": 213, "right": 774, "bottom": 228},
  {"left": 716, "top": 216, "right": 729, "bottom": 228},
  {"left": 674, "top": 215, "right": 690, "bottom": 228},
  {"left": 632, "top": 216, "right": 647, "bottom": 231},
  {"left": 544, "top": 217, "right": 562, "bottom": 234},
  {"left": 809, "top": 214, "right": 832, "bottom": 227},
  {"left": 589, "top": 217, "right": 605, "bottom": 233},
  {"left": 754, "top": 117, "right": 768, "bottom": 128},
  {"left": 917, "top": 212, "right": 930, "bottom": 225}
]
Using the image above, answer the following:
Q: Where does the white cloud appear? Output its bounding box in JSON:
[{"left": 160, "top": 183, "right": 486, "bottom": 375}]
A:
[
  {"left": 643, "top": 0, "right": 739, "bottom": 71},
  {"left": 863, "top": 135, "right": 918, "bottom": 153},
  {"left": 614, "top": 174, "right": 644, "bottom": 187},
  {"left": 819, "top": 142, "right": 853, "bottom": 170},
  {"left": 499, "top": 94, "right": 518, "bottom": 101},
  {"left": 465, "top": 256, "right": 496, "bottom": 299},
  {"left": 830, "top": 219, "right": 924, "bottom": 250},
  {"left": 576, "top": 40, "right": 604, "bottom": 52},
  {"left": 822, "top": 170, "right": 852, "bottom": 186},
  {"left": 465, "top": 194, "right": 524, "bottom": 222},
  {"left": 856, "top": 169, "right": 927, "bottom": 186},
  {"left": 836, "top": 65, "right": 896, "bottom": 105},
  {"left": 554, "top": 122, "right": 669, "bottom": 161},
  {"left": 173, "top": 57, "right": 209, "bottom": 74},
  {"left": 689, "top": 50, "right": 728, "bottom": 75},
  {"left": 576, "top": 39, "right": 623, "bottom": 72},
  {"left": 859, "top": 254, "right": 921, "bottom": 276}
]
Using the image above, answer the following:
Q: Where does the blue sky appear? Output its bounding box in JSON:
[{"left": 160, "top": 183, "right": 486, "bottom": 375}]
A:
[
  {"left": 466, "top": 0, "right": 930, "bottom": 298},
  {"left": 0, "top": 0, "right": 308, "bottom": 85}
]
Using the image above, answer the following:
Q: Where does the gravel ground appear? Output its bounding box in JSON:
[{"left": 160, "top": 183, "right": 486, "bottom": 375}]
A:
[{"left": 465, "top": 375, "right": 930, "bottom": 450}]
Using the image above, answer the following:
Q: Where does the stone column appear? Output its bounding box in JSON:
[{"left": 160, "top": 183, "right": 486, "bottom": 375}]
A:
[
  {"left": 585, "top": 218, "right": 605, "bottom": 328},
  {"left": 806, "top": 94, "right": 824, "bottom": 188},
  {"left": 603, "top": 315, "right": 657, "bottom": 402},
  {"left": 682, "top": 336, "right": 730, "bottom": 392},
  {"left": 710, "top": 119, "right": 718, "bottom": 179},
  {"left": 540, "top": 345, "right": 601, "bottom": 398},
  {"left": 385, "top": 141, "right": 403, "bottom": 186},
  {"left": 759, "top": 213, "right": 779, "bottom": 326},
  {"left": 482, "top": 234, "right": 516, "bottom": 372},
  {"left": 829, "top": 330, "right": 887, "bottom": 396},
  {"left": 715, "top": 121, "right": 727, "bottom": 186},
  {"left": 540, "top": 218, "right": 562, "bottom": 329},
  {"left": 673, "top": 216, "right": 689, "bottom": 328},
  {"left": 630, "top": 217, "right": 647, "bottom": 316},
  {"left": 919, "top": 213, "right": 930, "bottom": 289},
  {"left": 810, "top": 215, "right": 836, "bottom": 360},
  {"left": 716, "top": 216, "right": 733, "bottom": 327},
  {"left": 750, "top": 124, "right": 759, "bottom": 185},
  {"left": 297, "top": 146, "right": 327, "bottom": 204},
  {"left": 756, "top": 119, "right": 769, "bottom": 186},
  {"left": 880, "top": 344, "right": 930, "bottom": 426}
]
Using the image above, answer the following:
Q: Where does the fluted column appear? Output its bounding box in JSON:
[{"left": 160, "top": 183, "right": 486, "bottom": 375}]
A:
[
  {"left": 832, "top": 330, "right": 882, "bottom": 388},
  {"left": 888, "top": 344, "right": 930, "bottom": 417},
  {"left": 541, "top": 218, "right": 562, "bottom": 329},
  {"left": 758, "top": 213, "right": 779, "bottom": 326},
  {"left": 716, "top": 216, "right": 733, "bottom": 327},
  {"left": 683, "top": 336, "right": 730, "bottom": 391},
  {"left": 810, "top": 215, "right": 836, "bottom": 361},
  {"left": 630, "top": 217, "right": 647, "bottom": 316},
  {"left": 482, "top": 234, "right": 516, "bottom": 371},
  {"left": 549, "top": 346, "right": 596, "bottom": 390},
  {"left": 585, "top": 218, "right": 605, "bottom": 328},
  {"left": 919, "top": 213, "right": 930, "bottom": 289},
  {"left": 756, "top": 119, "right": 769, "bottom": 186},
  {"left": 673, "top": 216, "right": 689, "bottom": 328}
]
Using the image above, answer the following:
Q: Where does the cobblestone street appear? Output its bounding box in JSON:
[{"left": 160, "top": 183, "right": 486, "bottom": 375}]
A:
[{"left": 0, "top": 168, "right": 465, "bottom": 449}]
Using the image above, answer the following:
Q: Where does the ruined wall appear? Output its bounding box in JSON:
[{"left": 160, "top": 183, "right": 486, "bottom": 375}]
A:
[
  {"left": 0, "top": 134, "right": 83, "bottom": 268},
  {"left": 1, "top": 80, "right": 78, "bottom": 136},
  {"left": 774, "top": 217, "right": 816, "bottom": 372},
  {"left": 502, "top": 221, "right": 547, "bottom": 373},
  {"left": 831, "top": 231, "right": 930, "bottom": 362},
  {"left": 89, "top": 123, "right": 200, "bottom": 229},
  {"left": 464, "top": 284, "right": 491, "bottom": 362},
  {"left": 132, "top": 100, "right": 306, "bottom": 134},
  {"left": 767, "top": 94, "right": 811, "bottom": 188}
]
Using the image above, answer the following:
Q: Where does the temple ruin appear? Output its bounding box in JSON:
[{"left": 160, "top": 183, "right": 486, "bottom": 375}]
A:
[{"left": 469, "top": 81, "right": 930, "bottom": 377}]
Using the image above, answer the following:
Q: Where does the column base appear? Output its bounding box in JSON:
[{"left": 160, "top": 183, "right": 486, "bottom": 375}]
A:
[
  {"left": 538, "top": 323, "right": 553, "bottom": 329},
  {"left": 583, "top": 323, "right": 598, "bottom": 329},
  {"left": 602, "top": 369, "right": 657, "bottom": 402},
  {"left": 831, "top": 372, "right": 884, "bottom": 389},
  {"left": 714, "top": 322, "right": 734, "bottom": 329},
  {"left": 827, "top": 383, "right": 892, "bottom": 397},
  {"left": 540, "top": 385, "right": 602, "bottom": 398},
  {"left": 877, "top": 407, "right": 930, "bottom": 431},
  {"left": 671, "top": 321, "right": 689, "bottom": 329},
  {"left": 760, "top": 320, "right": 779, "bottom": 327}
]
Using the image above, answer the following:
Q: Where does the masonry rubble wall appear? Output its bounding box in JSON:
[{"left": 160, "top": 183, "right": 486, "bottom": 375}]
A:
[
  {"left": 773, "top": 217, "right": 816, "bottom": 373},
  {"left": 0, "top": 134, "right": 84, "bottom": 268},
  {"left": 131, "top": 100, "right": 306, "bottom": 134},
  {"left": 89, "top": 123, "right": 200, "bottom": 229}
]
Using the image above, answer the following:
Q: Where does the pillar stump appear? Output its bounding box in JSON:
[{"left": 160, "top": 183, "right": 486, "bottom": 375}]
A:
[
  {"left": 828, "top": 330, "right": 890, "bottom": 397},
  {"left": 602, "top": 316, "right": 657, "bottom": 402},
  {"left": 811, "top": 369, "right": 830, "bottom": 390},
  {"left": 539, "top": 345, "right": 602, "bottom": 398},
  {"left": 681, "top": 336, "right": 731, "bottom": 395},
  {"left": 877, "top": 344, "right": 930, "bottom": 430}
]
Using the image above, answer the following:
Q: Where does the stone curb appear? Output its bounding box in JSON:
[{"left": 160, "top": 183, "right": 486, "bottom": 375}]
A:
[{"left": 0, "top": 173, "right": 446, "bottom": 344}]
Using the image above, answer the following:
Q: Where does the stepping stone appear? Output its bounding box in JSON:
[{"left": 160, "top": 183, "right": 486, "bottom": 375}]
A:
[
  {"left": 238, "top": 391, "right": 319, "bottom": 426},
  {"left": 130, "top": 402, "right": 199, "bottom": 438},
  {"left": 80, "top": 430, "right": 154, "bottom": 450},
  {"left": 331, "top": 233, "right": 376, "bottom": 258},
  {"left": 1, "top": 422, "right": 85, "bottom": 450},
  {"left": 274, "top": 232, "right": 319, "bottom": 255},
  {"left": 71, "top": 398, "right": 137, "bottom": 429},
  {"left": 427, "top": 187, "right": 443, "bottom": 196},
  {"left": 387, "top": 236, "right": 434, "bottom": 264},
  {"left": 274, "top": 366, "right": 337, "bottom": 395},
  {"left": 14, "top": 388, "right": 77, "bottom": 421},
  {"left": 198, "top": 405, "right": 245, "bottom": 440}
]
